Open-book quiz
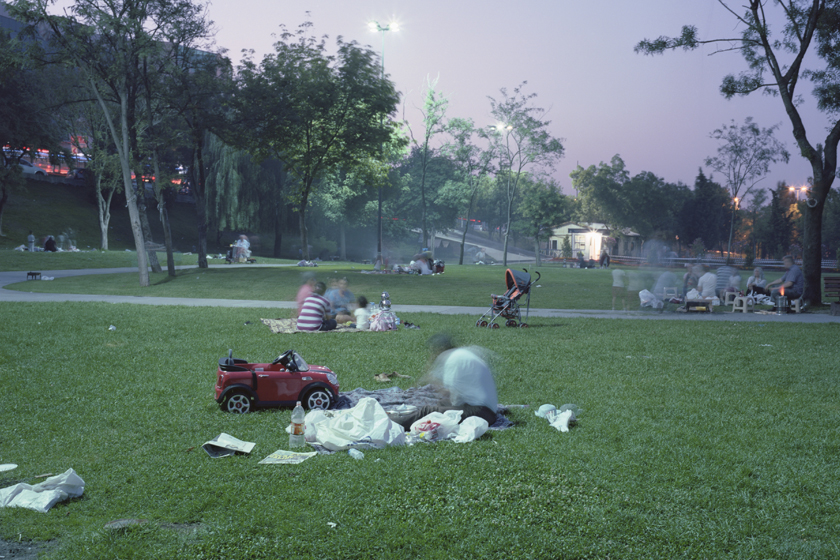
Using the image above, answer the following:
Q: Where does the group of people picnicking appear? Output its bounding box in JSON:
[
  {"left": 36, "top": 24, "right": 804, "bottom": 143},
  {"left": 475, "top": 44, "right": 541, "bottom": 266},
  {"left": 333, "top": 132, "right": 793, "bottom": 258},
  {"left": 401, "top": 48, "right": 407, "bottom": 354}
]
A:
[
  {"left": 294, "top": 273, "right": 371, "bottom": 332},
  {"left": 610, "top": 255, "right": 805, "bottom": 311}
]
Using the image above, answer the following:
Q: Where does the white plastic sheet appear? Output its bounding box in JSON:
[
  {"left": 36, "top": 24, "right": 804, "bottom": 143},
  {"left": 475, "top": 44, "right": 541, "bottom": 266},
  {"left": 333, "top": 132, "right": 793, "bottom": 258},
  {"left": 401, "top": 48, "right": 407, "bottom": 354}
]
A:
[
  {"left": 0, "top": 468, "right": 85, "bottom": 513},
  {"left": 449, "top": 416, "right": 489, "bottom": 443},
  {"left": 308, "top": 397, "right": 406, "bottom": 451}
]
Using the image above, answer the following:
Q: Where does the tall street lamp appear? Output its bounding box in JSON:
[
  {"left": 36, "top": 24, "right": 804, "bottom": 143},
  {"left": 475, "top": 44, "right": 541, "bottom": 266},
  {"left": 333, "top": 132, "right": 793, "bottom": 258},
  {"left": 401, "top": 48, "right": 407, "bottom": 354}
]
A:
[{"left": 369, "top": 20, "right": 397, "bottom": 269}]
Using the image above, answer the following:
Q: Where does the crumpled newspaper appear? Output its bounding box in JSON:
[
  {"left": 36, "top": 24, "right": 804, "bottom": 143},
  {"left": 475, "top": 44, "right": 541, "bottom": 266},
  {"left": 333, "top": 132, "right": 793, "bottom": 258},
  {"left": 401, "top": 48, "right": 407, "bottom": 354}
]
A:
[{"left": 0, "top": 468, "right": 85, "bottom": 513}]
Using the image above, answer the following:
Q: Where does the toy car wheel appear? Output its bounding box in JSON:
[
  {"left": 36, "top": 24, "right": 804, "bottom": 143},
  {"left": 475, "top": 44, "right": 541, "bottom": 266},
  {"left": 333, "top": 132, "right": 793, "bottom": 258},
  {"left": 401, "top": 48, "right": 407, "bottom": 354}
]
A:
[
  {"left": 505, "top": 319, "right": 517, "bottom": 327},
  {"left": 304, "top": 388, "right": 332, "bottom": 410},
  {"left": 519, "top": 323, "right": 529, "bottom": 329},
  {"left": 222, "top": 391, "right": 252, "bottom": 413},
  {"left": 491, "top": 323, "right": 500, "bottom": 329}
]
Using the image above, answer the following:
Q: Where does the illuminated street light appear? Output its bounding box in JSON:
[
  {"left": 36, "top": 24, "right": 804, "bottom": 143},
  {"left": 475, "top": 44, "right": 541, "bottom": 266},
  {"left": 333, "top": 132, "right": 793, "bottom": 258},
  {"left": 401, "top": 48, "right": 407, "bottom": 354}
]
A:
[{"left": 370, "top": 19, "right": 398, "bottom": 269}]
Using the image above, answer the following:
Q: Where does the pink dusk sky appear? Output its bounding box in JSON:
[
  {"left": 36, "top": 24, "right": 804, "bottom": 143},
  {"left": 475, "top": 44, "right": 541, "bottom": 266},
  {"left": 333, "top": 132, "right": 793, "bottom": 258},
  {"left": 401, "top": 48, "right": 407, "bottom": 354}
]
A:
[{"left": 54, "top": 1, "right": 829, "bottom": 196}]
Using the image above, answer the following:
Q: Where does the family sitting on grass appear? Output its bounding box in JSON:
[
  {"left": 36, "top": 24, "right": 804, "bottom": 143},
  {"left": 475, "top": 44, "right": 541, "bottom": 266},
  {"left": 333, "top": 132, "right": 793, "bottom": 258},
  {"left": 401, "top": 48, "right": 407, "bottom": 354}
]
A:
[
  {"left": 295, "top": 274, "right": 370, "bottom": 331},
  {"left": 612, "top": 255, "right": 805, "bottom": 312}
]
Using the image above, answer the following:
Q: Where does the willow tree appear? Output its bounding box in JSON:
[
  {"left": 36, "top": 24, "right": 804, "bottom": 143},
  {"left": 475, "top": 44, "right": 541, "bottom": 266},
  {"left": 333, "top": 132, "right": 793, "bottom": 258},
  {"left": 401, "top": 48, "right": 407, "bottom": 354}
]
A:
[
  {"left": 636, "top": 0, "right": 840, "bottom": 304},
  {"left": 233, "top": 22, "right": 400, "bottom": 260},
  {"left": 203, "top": 134, "right": 294, "bottom": 257}
]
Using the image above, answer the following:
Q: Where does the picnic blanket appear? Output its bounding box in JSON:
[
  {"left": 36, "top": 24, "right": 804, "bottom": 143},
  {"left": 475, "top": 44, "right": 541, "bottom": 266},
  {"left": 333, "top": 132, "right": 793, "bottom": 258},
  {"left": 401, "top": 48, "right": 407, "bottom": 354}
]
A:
[
  {"left": 261, "top": 318, "right": 363, "bottom": 334},
  {"left": 300, "top": 386, "right": 513, "bottom": 454},
  {"left": 335, "top": 385, "right": 515, "bottom": 430}
]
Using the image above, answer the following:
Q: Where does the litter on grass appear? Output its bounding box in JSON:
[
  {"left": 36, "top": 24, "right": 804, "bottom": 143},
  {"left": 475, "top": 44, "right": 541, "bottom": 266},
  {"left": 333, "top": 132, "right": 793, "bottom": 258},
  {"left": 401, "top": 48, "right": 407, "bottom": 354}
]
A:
[
  {"left": 0, "top": 468, "right": 85, "bottom": 513},
  {"left": 202, "top": 433, "right": 255, "bottom": 458},
  {"left": 536, "top": 404, "right": 581, "bottom": 433},
  {"left": 0, "top": 464, "right": 17, "bottom": 473},
  {"left": 258, "top": 449, "right": 317, "bottom": 465}
]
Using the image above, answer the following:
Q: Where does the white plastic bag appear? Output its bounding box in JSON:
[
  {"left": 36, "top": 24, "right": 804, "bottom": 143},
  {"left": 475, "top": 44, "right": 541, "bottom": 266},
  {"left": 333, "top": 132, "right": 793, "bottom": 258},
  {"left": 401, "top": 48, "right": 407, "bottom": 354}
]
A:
[
  {"left": 449, "top": 416, "right": 489, "bottom": 443},
  {"left": 311, "top": 398, "right": 405, "bottom": 451},
  {"left": 686, "top": 288, "right": 700, "bottom": 299},
  {"left": 409, "top": 410, "right": 463, "bottom": 441},
  {"left": 0, "top": 468, "right": 85, "bottom": 513}
]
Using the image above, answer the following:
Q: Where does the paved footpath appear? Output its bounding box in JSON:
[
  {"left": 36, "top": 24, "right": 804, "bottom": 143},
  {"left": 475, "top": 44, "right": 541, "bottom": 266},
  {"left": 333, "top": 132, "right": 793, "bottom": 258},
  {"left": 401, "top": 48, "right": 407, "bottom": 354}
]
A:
[{"left": 1, "top": 266, "right": 838, "bottom": 323}]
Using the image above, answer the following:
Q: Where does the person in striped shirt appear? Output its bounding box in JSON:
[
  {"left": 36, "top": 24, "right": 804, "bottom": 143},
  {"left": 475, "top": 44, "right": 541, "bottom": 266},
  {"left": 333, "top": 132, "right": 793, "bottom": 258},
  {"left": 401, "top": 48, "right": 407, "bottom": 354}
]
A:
[{"left": 297, "top": 282, "right": 337, "bottom": 331}]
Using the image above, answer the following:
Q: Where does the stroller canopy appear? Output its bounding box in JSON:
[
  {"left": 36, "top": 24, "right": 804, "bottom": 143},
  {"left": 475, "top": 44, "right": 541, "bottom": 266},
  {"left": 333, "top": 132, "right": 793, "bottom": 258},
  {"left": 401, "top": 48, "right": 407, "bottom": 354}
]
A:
[{"left": 505, "top": 269, "right": 532, "bottom": 298}]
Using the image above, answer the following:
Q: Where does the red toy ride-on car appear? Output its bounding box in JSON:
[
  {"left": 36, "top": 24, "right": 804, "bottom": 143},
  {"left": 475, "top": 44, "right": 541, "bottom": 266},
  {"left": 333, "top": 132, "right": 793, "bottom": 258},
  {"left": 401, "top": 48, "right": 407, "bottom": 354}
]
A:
[{"left": 215, "top": 349, "right": 339, "bottom": 414}]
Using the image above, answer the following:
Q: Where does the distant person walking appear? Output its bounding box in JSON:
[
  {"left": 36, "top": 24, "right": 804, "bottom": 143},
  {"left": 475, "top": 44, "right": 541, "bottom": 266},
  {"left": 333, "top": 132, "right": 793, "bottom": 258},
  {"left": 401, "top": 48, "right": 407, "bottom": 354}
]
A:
[
  {"left": 612, "top": 268, "right": 627, "bottom": 311},
  {"left": 27, "top": 230, "right": 35, "bottom": 252}
]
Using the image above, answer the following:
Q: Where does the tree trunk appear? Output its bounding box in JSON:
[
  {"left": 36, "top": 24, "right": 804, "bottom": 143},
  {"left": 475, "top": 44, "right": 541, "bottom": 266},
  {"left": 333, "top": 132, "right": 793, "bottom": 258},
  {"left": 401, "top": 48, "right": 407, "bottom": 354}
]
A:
[
  {"left": 299, "top": 201, "right": 309, "bottom": 260},
  {"left": 534, "top": 236, "right": 542, "bottom": 266},
  {"left": 802, "top": 189, "right": 826, "bottom": 304},
  {"left": 135, "top": 174, "right": 162, "bottom": 273},
  {"left": 726, "top": 207, "right": 735, "bottom": 265},
  {"left": 340, "top": 222, "right": 347, "bottom": 260},
  {"left": 459, "top": 219, "right": 469, "bottom": 265},
  {"left": 193, "top": 143, "right": 209, "bottom": 269},
  {"left": 0, "top": 185, "right": 8, "bottom": 237},
  {"left": 273, "top": 202, "right": 283, "bottom": 259},
  {"left": 96, "top": 178, "right": 114, "bottom": 251},
  {"left": 151, "top": 153, "right": 175, "bottom": 277}
]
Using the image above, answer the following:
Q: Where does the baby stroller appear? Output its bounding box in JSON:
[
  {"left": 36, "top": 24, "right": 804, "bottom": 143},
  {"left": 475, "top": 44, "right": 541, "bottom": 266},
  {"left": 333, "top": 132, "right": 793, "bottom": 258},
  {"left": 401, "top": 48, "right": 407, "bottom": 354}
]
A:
[{"left": 476, "top": 268, "right": 540, "bottom": 329}]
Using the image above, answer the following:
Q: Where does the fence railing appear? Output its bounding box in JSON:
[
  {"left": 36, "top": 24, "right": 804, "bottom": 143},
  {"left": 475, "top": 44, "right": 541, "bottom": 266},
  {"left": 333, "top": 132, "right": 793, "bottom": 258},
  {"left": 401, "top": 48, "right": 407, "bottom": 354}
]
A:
[{"left": 607, "top": 255, "right": 838, "bottom": 271}]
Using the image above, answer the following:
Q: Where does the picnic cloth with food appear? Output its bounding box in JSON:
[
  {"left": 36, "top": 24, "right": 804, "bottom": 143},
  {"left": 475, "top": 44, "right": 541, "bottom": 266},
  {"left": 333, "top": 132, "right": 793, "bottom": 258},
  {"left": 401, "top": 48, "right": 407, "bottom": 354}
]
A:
[{"left": 261, "top": 318, "right": 362, "bottom": 334}]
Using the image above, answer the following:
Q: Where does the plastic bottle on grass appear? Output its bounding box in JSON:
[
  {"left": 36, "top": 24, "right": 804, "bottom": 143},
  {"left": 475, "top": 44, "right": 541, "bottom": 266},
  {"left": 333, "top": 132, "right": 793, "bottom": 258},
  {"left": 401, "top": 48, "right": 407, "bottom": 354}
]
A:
[
  {"left": 289, "top": 401, "right": 305, "bottom": 448},
  {"left": 348, "top": 449, "right": 364, "bottom": 460}
]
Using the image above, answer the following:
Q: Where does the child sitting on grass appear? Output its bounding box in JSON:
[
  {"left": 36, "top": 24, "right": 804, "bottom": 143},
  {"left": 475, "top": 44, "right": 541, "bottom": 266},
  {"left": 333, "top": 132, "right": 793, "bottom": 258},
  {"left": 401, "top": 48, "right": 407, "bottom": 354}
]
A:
[{"left": 354, "top": 295, "right": 370, "bottom": 330}]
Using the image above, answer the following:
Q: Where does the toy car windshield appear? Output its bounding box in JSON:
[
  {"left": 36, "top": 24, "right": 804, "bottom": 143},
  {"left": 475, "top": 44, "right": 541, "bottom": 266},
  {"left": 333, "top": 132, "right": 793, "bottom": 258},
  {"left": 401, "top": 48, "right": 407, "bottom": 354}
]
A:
[{"left": 276, "top": 350, "right": 309, "bottom": 372}]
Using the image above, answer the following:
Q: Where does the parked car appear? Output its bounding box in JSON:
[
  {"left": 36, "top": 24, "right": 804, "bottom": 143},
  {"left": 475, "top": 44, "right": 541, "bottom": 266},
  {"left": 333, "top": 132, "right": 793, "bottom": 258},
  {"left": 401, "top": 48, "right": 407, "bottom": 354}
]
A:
[
  {"left": 64, "top": 168, "right": 93, "bottom": 186},
  {"left": 16, "top": 160, "right": 46, "bottom": 176},
  {"left": 215, "top": 349, "right": 339, "bottom": 413}
]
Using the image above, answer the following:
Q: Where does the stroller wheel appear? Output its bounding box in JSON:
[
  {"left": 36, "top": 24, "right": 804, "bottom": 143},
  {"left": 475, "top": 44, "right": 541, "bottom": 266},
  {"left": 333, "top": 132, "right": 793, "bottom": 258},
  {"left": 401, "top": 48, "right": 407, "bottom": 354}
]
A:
[
  {"left": 490, "top": 323, "right": 500, "bottom": 329},
  {"left": 505, "top": 319, "right": 517, "bottom": 327},
  {"left": 477, "top": 320, "right": 488, "bottom": 328},
  {"left": 519, "top": 323, "right": 529, "bottom": 329}
]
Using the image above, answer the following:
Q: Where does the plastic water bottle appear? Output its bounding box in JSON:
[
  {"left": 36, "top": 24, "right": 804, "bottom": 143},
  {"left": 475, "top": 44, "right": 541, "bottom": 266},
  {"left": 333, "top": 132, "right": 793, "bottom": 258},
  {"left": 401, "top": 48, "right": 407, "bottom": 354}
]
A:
[
  {"left": 348, "top": 449, "right": 364, "bottom": 460},
  {"left": 289, "top": 401, "right": 305, "bottom": 449}
]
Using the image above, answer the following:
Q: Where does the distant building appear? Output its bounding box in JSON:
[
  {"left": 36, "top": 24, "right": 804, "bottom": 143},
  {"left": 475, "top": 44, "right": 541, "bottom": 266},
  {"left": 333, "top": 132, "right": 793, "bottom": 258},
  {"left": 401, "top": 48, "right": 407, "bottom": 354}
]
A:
[{"left": 546, "top": 222, "right": 643, "bottom": 259}]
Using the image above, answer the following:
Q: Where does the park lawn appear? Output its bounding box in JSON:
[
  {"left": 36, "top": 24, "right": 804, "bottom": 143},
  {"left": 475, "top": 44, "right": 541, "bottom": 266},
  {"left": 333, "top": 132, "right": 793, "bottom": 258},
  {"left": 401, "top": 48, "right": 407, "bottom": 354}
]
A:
[
  {"left": 0, "top": 249, "right": 296, "bottom": 272},
  {"left": 0, "top": 262, "right": 800, "bottom": 311},
  {"left": 1, "top": 302, "right": 839, "bottom": 559}
]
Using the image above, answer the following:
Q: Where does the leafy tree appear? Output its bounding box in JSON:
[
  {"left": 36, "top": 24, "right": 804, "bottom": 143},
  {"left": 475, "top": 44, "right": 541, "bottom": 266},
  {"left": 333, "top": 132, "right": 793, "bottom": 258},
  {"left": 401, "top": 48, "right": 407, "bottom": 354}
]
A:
[
  {"left": 705, "top": 117, "right": 789, "bottom": 263},
  {"left": 571, "top": 155, "right": 689, "bottom": 240},
  {"left": 406, "top": 77, "right": 448, "bottom": 248},
  {"left": 440, "top": 117, "right": 494, "bottom": 264},
  {"left": 12, "top": 0, "right": 215, "bottom": 285},
  {"left": 636, "top": 0, "right": 840, "bottom": 302},
  {"left": 68, "top": 100, "right": 123, "bottom": 250},
  {"left": 0, "top": 28, "right": 65, "bottom": 236},
  {"left": 486, "top": 82, "right": 564, "bottom": 266},
  {"left": 232, "top": 23, "right": 400, "bottom": 260},
  {"left": 516, "top": 177, "right": 569, "bottom": 266},
  {"left": 677, "top": 170, "right": 732, "bottom": 255}
]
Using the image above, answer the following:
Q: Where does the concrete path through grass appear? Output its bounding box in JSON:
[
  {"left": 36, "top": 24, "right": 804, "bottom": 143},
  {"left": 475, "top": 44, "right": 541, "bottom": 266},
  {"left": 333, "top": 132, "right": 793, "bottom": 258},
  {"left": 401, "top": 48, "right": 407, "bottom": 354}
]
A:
[{"left": 2, "top": 266, "right": 838, "bottom": 323}]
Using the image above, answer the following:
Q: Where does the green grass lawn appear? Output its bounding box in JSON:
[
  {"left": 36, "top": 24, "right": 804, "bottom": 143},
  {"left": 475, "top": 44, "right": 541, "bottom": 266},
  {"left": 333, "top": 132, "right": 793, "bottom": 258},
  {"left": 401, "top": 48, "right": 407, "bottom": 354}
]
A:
[
  {"left": 1, "top": 302, "right": 839, "bottom": 559},
  {"left": 6, "top": 259, "right": 837, "bottom": 311}
]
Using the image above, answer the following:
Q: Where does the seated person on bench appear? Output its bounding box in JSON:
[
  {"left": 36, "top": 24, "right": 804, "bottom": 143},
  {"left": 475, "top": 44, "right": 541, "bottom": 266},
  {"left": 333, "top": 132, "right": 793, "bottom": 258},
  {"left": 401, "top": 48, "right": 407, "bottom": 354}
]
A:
[
  {"left": 767, "top": 255, "right": 804, "bottom": 307},
  {"left": 392, "top": 334, "right": 498, "bottom": 430}
]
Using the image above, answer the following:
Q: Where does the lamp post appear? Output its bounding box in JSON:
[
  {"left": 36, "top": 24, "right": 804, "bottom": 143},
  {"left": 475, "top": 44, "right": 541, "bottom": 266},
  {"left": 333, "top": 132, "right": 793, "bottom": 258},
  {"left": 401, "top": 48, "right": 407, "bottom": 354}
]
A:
[{"left": 369, "top": 21, "right": 397, "bottom": 269}]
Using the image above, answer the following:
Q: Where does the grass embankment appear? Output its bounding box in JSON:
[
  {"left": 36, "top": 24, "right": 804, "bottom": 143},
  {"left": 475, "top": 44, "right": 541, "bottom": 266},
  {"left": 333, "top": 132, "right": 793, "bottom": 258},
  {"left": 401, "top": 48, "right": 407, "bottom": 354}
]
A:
[
  {"left": 6, "top": 260, "right": 833, "bottom": 311},
  {"left": 0, "top": 180, "right": 200, "bottom": 253},
  {"left": 1, "top": 303, "right": 838, "bottom": 559}
]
